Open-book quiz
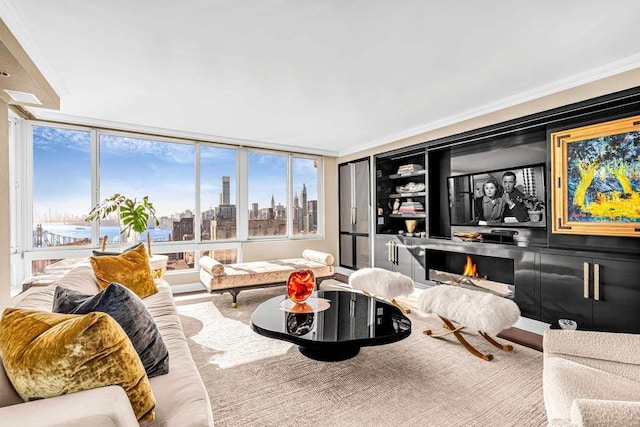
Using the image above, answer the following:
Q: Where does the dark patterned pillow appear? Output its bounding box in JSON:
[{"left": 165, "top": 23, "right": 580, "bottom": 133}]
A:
[{"left": 52, "top": 283, "right": 169, "bottom": 378}]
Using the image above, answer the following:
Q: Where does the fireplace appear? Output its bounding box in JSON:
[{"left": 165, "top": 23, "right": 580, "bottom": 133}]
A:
[{"left": 426, "top": 250, "right": 515, "bottom": 298}]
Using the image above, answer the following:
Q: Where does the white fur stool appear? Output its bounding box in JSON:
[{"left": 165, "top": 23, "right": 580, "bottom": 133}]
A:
[
  {"left": 417, "top": 285, "right": 521, "bottom": 361},
  {"left": 349, "top": 268, "right": 414, "bottom": 314}
]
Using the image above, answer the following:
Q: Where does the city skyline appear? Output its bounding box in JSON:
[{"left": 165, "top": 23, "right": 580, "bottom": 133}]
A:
[{"left": 33, "top": 126, "right": 319, "bottom": 221}]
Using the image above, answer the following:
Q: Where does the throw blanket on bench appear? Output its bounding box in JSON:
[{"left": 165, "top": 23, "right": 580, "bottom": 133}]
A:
[{"left": 199, "top": 250, "right": 335, "bottom": 307}]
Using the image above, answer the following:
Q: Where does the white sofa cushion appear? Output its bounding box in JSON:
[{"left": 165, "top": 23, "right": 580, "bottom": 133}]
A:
[{"left": 543, "top": 356, "right": 640, "bottom": 422}]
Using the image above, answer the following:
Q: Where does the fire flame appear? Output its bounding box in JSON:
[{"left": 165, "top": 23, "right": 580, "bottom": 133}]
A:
[{"left": 462, "top": 255, "right": 479, "bottom": 278}]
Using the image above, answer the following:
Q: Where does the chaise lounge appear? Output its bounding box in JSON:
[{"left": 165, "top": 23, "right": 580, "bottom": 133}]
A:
[{"left": 199, "top": 249, "right": 335, "bottom": 307}]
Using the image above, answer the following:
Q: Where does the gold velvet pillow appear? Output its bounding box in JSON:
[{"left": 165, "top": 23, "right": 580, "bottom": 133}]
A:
[
  {"left": 0, "top": 308, "right": 155, "bottom": 422},
  {"left": 90, "top": 243, "right": 158, "bottom": 299}
]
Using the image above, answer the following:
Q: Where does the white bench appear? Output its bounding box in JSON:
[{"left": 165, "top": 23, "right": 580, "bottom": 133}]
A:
[
  {"left": 199, "top": 250, "right": 335, "bottom": 308},
  {"left": 417, "top": 285, "right": 520, "bottom": 361}
]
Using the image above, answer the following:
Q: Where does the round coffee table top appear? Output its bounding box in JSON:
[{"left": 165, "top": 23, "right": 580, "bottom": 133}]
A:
[{"left": 250, "top": 290, "right": 411, "bottom": 361}]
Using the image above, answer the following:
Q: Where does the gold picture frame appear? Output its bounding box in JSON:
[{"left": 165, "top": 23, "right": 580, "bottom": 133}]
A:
[{"left": 551, "top": 115, "right": 640, "bottom": 237}]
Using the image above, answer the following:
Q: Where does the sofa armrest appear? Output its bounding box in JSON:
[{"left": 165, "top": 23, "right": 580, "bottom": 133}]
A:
[
  {"left": 570, "top": 399, "right": 640, "bottom": 426},
  {"left": 544, "top": 330, "right": 640, "bottom": 365},
  {"left": 0, "top": 385, "right": 138, "bottom": 427},
  {"left": 199, "top": 256, "right": 225, "bottom": 276}
]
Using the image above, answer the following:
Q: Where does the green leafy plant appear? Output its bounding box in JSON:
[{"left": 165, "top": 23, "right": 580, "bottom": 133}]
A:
[{"left": 85, "top": 193, "right": 159, "bottom": 253}]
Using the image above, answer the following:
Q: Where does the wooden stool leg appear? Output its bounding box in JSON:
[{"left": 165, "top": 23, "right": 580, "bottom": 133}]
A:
[
  {"left": 425, "top": 316, "right": 493, "bottom": 361},
  {"left": 391, "top": 298, "right": 411, "bottom": 314},
  {"left": 479, "top": 331, "right": 513, "bottom": 352}
]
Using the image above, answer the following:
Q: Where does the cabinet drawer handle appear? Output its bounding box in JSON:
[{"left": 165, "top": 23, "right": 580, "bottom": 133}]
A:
[
  {"left": 583, "top": 262, "right": 589, "bottom": 299},
  {"left": 391, "top": 242, "right": 396, "bottom": 264},
  {"left": 594, "top": 263, "right": 600, "bottom": 301}
]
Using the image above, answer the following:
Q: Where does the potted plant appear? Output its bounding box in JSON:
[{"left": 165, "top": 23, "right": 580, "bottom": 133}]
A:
[
  {"left": 516, "top": 193, "right": 545, "bottom": 222},
  {"left": 85, "top": 193, "right": 160, "bottom": 255}
]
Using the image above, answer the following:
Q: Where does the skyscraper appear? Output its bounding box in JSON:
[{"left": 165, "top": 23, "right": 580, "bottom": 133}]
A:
[{"left": 222, "top": 176, "right": 230, "bottom": 205}]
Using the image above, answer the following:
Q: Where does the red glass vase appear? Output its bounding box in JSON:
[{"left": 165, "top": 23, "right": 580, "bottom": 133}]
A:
[{"left": 287, "top": 269, "right": 315, "bottom": 303}]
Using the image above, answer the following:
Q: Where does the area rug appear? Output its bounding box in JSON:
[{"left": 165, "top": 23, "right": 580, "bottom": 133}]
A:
[{"left": 176, "top": 286, "right": 547, "bottom": 426}]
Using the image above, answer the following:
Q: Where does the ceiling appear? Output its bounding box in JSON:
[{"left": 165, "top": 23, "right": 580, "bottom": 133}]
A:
[{"left": 2, "top": 1, "right": 640, "bottom": 157}]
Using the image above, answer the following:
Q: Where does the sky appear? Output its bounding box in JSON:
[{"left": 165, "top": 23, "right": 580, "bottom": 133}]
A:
[{"left": 32, "top": 126, "right": 319, "bottom": 221}]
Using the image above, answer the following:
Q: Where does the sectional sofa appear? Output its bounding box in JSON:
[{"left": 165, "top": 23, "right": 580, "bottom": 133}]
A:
[{"left": 0, "top": 263, "right": 213, "bottom": 426}]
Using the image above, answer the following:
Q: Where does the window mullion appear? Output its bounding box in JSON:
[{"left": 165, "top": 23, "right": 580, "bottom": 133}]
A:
[{"left": 91, "top": 130, "right": 99, "bottom": 247}]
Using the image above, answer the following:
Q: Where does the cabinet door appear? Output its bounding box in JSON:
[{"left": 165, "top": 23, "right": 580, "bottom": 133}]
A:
[
  {"left": 374, "top": 236, "right": 394, "bottom": 271},
  {"left": 540, "top": 254, "right": 593, "bottom": 330},
  {"left": 339, "top": 234, "right": 354, "bottom": 268},
  {"left": 353, "top": 160, "right": 370, "bottom": 234},
  {"left": 592, "top": 258, "right": 640, "bottom": 333},
  {"left": 393, "top": 237, "right": 414, "bottom": 279},
  {"left": 410, "top": 241, "right": 426, "bottom": 284},
  {"left": 339, "top": 164, "right": 353, "bottom": 233},
  {"left": 355, "top": 235, "right": 370, "bottom": 269}
]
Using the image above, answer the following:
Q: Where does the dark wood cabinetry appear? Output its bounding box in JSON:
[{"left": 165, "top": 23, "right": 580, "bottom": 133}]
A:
[
  {"left": 339, "top": 159, "right": 370, "bottom": 270},
  {"left": 366, "top": 86, "right": 640, "bottom": 334},
  {"left": 541, "top": 252, "right": 640, "bottom": 333},
  {"left": 374, "top": 235, "right": 426, "bottom": 284}
]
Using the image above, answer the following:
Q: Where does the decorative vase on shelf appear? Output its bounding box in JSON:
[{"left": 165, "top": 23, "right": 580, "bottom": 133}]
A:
[
  {"left": 405, "top": 219, "right": 417, "bottom": 233},
  {"left": 287, "top": 269, "right": 315, "bottom": 303}
]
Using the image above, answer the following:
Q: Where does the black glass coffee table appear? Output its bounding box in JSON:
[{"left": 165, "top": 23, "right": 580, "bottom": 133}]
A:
[{"left": 250, "top": 290, "right": 412, "bottom": 361}]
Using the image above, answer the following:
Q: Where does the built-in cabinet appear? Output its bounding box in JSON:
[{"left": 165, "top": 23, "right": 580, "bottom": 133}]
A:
[
  {"left": 374, "top": 236, "right": 426, "bottom": 283},
  {"left": 375, "top": 149, "right": 427, "bottom": 237},
  {"left": 541, "top": 252, "right": 640, "bottom": 333},
  {"left": 374, "top": 149, "right": 427, "bottom": 284},
  {"left": 339, "top": 159, "right": 370, "bottom": 270},
  {"left": 362, "top": 86, "right": 640, "bottom": 334}
]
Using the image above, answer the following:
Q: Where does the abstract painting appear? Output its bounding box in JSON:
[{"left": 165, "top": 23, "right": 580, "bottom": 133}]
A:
[{"left": 551, "top": 115, "right": 640, "bottom": 237}]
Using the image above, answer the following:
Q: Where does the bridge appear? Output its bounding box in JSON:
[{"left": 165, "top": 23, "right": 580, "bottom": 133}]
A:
[{"left": 33, "top": 224, "right": 90, "bottom": 248}]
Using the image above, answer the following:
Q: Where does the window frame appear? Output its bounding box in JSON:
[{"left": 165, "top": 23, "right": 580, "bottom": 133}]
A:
[{"left": 17, "top": 120, "right": 324, "bottom": 280}]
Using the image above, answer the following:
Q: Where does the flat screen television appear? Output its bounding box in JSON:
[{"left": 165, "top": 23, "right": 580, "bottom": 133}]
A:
[{"left": 447, "top": 163, "right": 546, "bottom": 228}]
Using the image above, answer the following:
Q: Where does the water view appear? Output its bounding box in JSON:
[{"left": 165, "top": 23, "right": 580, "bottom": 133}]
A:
[{"left": 34, "top": 224, "right": 172, "bottom": 247}]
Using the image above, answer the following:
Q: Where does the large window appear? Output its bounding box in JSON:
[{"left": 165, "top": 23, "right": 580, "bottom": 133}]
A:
[
  {"left": 99, "top": 134, "right": 196, "bottom": 245},
  {"left": 200, "top": 146, "right": 237, "bottom": 240},
  {"left": 32, "top": 126, "right": 91, "bottom": 248},
  {"left": 292, "top": 156, "right": 320, "bottom": 236},
  {"left": 248, "top": 152, "right": 287, "bottom": 238},
  {"left": 20, "top": 122, "right": 323, "bottom": 279}
]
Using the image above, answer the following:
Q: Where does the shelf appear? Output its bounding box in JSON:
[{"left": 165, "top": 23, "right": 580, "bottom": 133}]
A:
[
  {"left": 389, "top": 192, "right": 426, "bottom": 198},
  {"left": 389, "top": 170, "right": 426, "bottom": 179},
  {"left": 389, "top": 213, "right": 427, "bottom": 218}
]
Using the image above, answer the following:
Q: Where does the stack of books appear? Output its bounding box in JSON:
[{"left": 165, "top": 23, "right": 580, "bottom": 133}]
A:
[
  {"left": 397, "top": 164, "right": 423, "bottom": 174},
  {"left": 398, "top": 200, "right": 425, "bottom": 213}
]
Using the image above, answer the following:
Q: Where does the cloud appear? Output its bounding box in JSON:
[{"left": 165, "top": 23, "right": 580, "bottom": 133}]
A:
[
  {"left": 33, "top": 126, "right": 91, "bottom": 152},
  {"left": 100, "top": 135, "right": 195, "bottom": 164}
]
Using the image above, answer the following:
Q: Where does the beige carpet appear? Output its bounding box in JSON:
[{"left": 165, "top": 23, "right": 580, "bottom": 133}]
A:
[{"left": 176, "top": 286, "right": 547, "bottom": 427}]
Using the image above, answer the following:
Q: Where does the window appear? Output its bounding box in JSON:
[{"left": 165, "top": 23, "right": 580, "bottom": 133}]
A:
[
  {"left": 292, "top": 156, "right": 320, "bottom": 236},
  {"left": 200, "top": 146, "right": 237, "bottom": 240},
  {"left": 201, "top": 248, "right": 238, "bottom": 264},
  {"left": 32, "top": 126, "right": 92, "bottom": 248},
  {"left": 18, "top": 122, "right": 323, "bottom": 282},
  {"left": 248, "top": 152, "right": 287, "bottom": 238},
  {"left": 99, "top": 134, "right": 196, "bottom": 245}
]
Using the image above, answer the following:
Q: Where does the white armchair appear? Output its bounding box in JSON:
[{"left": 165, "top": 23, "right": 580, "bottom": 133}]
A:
[{"left": 543, "top": 329, "right": 640, "bottom": 426}]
